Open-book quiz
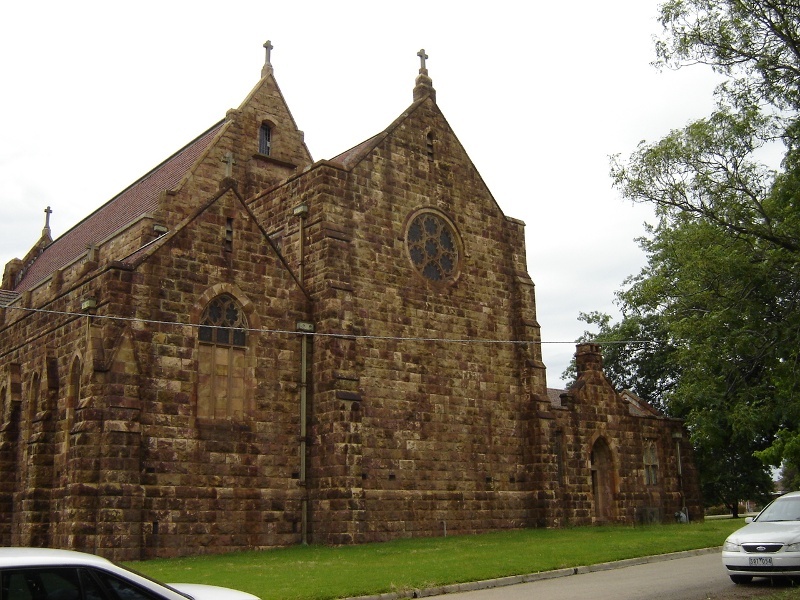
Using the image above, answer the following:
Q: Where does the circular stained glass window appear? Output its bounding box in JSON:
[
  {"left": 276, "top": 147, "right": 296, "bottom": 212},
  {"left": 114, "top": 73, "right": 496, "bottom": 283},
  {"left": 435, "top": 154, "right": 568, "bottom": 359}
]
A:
[{"left": 406, "top": 211, "right": 460, "bottom": 282}]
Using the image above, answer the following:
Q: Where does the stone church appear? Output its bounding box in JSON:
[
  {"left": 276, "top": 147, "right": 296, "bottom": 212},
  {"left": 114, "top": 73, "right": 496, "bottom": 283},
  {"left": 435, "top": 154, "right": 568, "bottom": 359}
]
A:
[{"left": 0, "top": 44, "right": 701, "bottom": 560}]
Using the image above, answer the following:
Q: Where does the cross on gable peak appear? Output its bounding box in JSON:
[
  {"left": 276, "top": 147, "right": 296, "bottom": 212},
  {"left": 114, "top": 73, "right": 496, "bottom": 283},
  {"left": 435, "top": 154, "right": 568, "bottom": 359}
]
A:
[
  {"left": 417, "top": 49, "right": 429, "bottom": 72},
  {"left": 413, "top": 48, "right": 436, "bottom": 103},
  {"left": 261, "top": 40, "right": 274, "bottom": 78},
  {"left": 263, "top": 40, "right": 273, "bottom": 65},
  {"left": 42, "top": 206, "right": 53, "bottom": 237}
]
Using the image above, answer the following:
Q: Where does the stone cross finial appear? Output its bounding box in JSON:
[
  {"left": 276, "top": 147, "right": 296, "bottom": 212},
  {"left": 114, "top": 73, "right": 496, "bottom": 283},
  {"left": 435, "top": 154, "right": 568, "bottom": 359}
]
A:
[
  {"left": 42, "top": 206, "right": 53, "bottom": 237},
  {"left": 417, "top": 49, "right": 428, "bottom": 71},
  {"left": 413, "top": 49, "right": 435, "bottom": 102},
  {"left": 264, "top": 40, "right": 273, "bottom": 66},
  {"left": 261, "top": 40, "right": 274, "bottom": 78},
  {"left": 221, "top": 152, "right": 237, "bottom": 178}
]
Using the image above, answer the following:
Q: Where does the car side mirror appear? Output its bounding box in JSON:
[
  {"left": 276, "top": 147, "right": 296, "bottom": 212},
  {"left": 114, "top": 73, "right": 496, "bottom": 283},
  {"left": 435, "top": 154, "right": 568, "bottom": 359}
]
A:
[{"left": 745, "top": 517, "right": 754, "bottom": 524}]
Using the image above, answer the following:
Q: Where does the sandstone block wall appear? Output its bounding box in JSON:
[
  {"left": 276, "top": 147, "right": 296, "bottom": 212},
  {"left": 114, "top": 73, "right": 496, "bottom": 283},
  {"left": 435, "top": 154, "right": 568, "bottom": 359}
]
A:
[{"left": 0, "top": 66, "right": 701, "bottom": 561}]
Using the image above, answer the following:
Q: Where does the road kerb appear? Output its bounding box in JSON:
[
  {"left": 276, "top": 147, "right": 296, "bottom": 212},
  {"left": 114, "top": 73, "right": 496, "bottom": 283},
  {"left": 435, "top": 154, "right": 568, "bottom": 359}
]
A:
[{"left": 347, "top": 547, "right": 722, "bottom": 600}]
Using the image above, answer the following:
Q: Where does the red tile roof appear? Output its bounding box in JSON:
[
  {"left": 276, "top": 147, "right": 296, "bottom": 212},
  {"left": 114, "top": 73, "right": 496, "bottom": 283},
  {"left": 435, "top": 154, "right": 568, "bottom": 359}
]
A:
[
  {"left": 0, "top": 289, "right": 19, "bottom": 308},
  {"left": 329, "top": 134, "right": 383, "bottom": 169},
  {"left": 14, "top": 122, "right": 224, "bottom": 292},
  {"left": 547, "top": 387, "right": 565, "bottom": 408}
]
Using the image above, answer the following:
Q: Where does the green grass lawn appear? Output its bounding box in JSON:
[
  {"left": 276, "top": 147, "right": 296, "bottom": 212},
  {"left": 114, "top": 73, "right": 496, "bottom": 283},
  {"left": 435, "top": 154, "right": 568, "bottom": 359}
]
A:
[
  {"left": 770, "top": 591, "right": 800, "bottom": 600},
  {"left": 126, "top": 519, "right": 749, "bottom": 600}
]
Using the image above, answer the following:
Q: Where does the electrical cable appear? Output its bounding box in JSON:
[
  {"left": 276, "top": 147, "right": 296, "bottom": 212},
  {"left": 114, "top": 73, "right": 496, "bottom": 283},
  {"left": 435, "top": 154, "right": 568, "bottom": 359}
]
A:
[{"left": 1, "top": 304, "right": 655, "bottom": 345}]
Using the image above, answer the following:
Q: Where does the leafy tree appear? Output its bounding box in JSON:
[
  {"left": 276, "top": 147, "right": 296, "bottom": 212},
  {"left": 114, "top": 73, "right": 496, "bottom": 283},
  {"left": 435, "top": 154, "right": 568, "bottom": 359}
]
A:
[
  {"left": 655, "top": 0, "right": 800, "bottom": 113},
  {"left": 779, "top": 463, "right": 800, "bottom": 492},
  {"left": 694, "top": 429, "right": 774, "bottom": 517},
  {"left": 603, "top": 0, "right": 800, "bottom": 501}
]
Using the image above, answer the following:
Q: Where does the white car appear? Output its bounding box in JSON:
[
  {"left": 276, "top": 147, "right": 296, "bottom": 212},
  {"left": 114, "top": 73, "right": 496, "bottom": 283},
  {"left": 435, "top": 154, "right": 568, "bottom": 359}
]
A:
[
  {"left": 722, "top": 490, "right": 800, "bottom": 584},
  {"left": 0, "top": 547, "right": 260, "bottom": 600}
]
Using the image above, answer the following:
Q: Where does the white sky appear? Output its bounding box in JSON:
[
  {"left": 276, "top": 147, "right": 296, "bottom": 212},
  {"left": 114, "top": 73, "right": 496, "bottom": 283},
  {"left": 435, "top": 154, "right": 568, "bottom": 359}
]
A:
[{"left": 0, "top": 1, "right": 720, "bottom": 388}]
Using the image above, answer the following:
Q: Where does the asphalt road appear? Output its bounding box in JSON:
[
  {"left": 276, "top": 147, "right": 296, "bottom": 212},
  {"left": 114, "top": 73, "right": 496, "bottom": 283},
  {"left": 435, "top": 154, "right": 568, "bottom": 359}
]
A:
[{"left": 434, "top": 551, "right": 793, "bottom": 600}]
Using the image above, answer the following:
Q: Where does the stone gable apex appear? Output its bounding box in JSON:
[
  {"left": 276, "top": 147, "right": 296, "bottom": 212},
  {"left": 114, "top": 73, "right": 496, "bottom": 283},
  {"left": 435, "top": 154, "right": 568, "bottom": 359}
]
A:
[
  {"left": 135, "top": 184, "right": 310, "bottom": 301},
  {"left": 3, "top": 55, "right": 317, "bottom": 298},
  {"left": 235, "top": 69, "right": 312, "bottom": 161},
  {"left": 327, "top": 94, "right": 515, "bottom": 223}
]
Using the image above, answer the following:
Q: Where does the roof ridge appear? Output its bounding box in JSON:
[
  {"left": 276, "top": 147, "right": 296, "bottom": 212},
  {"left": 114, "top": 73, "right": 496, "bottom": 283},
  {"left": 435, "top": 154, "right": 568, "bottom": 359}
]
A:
[
  {"left": 88, "top": 119, "right": 226, "bottom": 221},
  {"left": 13, "top": 120, "right": 226, "bottom": 292}
]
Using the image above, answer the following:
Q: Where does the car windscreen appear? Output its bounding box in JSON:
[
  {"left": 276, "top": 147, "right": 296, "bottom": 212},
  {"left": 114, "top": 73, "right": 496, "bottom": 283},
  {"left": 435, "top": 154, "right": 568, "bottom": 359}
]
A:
[
  {"left": 756, "top": 496, "right": 800, "bottom": 522},
  {"left": 107, "top": 562, "right": 193, "bottom": 600}
]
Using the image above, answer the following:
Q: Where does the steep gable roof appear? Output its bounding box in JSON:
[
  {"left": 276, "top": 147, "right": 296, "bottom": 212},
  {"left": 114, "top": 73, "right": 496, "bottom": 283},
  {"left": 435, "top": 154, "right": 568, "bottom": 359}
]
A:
[
  {"left": 621, "top": 389, "right": 663, "bottom": 417},
  {"left": 328, "top": 97, "right": 426, "bottom": 171},
  {"left": 329, "top": 134, "right": 383, "bottom": 170},
  {"left": 13, "top": 122, "right": 224, "bottom": 292}
]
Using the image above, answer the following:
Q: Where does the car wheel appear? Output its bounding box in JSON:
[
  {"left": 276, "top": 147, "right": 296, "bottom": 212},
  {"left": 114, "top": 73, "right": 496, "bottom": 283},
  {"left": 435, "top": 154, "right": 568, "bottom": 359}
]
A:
[{"left": 729, "top": 575, "right": 752, "bottom": 584}]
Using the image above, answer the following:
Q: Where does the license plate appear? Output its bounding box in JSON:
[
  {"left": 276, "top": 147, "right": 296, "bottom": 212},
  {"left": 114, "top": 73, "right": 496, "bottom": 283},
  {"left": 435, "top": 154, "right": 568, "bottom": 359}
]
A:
[{"left": 749, "top": 557, "right": 773, "bottom": 567}]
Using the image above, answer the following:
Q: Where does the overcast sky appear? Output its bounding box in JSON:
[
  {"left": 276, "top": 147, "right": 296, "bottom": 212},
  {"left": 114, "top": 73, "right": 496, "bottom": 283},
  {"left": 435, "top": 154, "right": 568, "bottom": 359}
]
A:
[{"left": 0, "top": 1, "right": 720, "bottom": 388}]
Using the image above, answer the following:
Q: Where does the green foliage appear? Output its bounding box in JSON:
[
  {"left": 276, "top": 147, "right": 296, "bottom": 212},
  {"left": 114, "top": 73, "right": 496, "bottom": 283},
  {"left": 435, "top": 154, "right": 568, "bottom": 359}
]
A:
[
  {"left": 778, "top": 462, "right": 800, "bottom": 491},
  {"left": 126, "top": 522, "right": 741, "bottom": 600},
  {"left": 562, "top": 311, "right": 679, "bottom": 413},
  {"left": 601, "top": 0, "right": 800, "bottom": 506},
  {"left": 655, "top": 0, "right": 800, "bottom": 112}
]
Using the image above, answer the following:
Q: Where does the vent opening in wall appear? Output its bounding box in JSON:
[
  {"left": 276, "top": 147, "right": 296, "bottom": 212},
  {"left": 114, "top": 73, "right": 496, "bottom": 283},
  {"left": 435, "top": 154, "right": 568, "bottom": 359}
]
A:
[{"left": 225, "top": 218, "right": 233, "bottom": 252}]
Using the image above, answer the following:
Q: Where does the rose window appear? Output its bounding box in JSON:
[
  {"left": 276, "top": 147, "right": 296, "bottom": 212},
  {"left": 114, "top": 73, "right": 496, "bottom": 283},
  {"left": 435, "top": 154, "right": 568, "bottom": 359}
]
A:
[{"left": 406, "top": 212, "right": 459, "bottom": 282}]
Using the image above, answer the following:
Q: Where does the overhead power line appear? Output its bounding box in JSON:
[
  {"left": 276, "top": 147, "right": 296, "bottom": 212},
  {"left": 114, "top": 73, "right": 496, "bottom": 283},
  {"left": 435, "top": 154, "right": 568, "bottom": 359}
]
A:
[{"left": 1, "top": 304, "right": 654, "bottom": 346}]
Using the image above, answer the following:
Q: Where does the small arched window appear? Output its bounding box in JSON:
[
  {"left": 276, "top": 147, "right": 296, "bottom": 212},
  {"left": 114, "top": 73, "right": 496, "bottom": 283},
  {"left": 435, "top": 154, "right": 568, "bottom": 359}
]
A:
[
  {"left": 259, "top": 123, "right": 272, "bottom": 156},
  {"left": 22, "top": 372, "right": 41, "bottom": 467},
  {"left": 197, "top": 295, "right": 249, "bottom": 419},
  {"left": 65, "top": 358, "right": 81, "bottom": 455},
  {"left": 28, "top": 373, "right": 41, "bottom": 421},
  {"left": 426, "top": 132, "right": 435, "bottom": 161}
]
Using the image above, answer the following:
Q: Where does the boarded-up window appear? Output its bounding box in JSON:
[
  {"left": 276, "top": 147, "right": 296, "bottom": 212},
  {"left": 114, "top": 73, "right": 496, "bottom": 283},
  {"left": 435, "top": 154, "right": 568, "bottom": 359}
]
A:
[
  {"left": 197, "top": 295, "right": 248, "bottom": 419},
  {"left": 644, "top": 441, "right": 658, "bottom": 485}
]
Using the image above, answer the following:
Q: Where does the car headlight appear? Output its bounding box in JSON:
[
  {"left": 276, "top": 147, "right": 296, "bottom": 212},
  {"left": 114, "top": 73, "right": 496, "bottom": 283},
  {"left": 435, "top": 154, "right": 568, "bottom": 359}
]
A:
[
  {"left": 786, "top": 542, "right": 800, "bottom": 552},
  {"left": 723, "top": 540, "right": 741, "bottom": 552}
]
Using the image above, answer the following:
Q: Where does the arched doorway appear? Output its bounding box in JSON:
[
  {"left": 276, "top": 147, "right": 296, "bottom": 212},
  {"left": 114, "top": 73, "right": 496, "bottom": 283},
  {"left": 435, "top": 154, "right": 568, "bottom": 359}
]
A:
[{"left": 591, "top": 437, "right": 615, "bottom": 522}]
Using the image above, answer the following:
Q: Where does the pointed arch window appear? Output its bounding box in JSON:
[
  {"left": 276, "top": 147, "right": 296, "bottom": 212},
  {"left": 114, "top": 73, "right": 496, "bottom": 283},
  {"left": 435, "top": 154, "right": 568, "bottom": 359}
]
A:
[
  {"left": 28, "top": 373, "right": 41, "bottom": 422},
  {"left": 199, "top": 295, "right": 247, "bottom": 346},
  {"left": 197, "top": 295, "right": 249, "bottom": 419},
  {"left": 22, "top": 372, "right": 41, "bottom": 468},
  {"left": 64, "top": 358, "right": 81, "bottom": 456}
]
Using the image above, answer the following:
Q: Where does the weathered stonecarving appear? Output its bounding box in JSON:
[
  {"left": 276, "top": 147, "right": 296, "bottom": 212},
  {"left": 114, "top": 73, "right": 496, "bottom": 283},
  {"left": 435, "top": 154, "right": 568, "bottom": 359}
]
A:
[{"left": 0, "top": 45, "right": 701, "bottom": 561}]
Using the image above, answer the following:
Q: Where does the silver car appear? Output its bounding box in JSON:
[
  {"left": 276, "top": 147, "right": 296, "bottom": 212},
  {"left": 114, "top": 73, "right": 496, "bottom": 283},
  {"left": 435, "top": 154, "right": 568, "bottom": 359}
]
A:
[
  {"left": 722, "top": 490, "right": 800, "bottom": 583},
  {"left": 0, "top": 547, "right": 260, "bottom": 600}
]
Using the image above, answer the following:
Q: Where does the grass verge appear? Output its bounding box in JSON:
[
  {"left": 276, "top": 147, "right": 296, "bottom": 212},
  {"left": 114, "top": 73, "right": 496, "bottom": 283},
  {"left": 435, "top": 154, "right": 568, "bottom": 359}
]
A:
[
  {"left": 127, "top": 519, "right": 747, "bottom": 600},
  {"left": 766, "top": 591, "right": 800, "bottom": 600}
]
